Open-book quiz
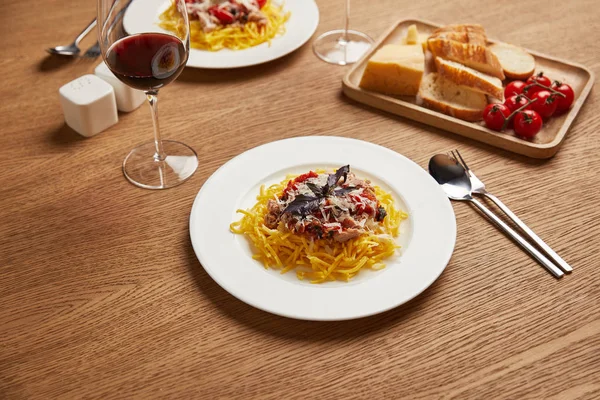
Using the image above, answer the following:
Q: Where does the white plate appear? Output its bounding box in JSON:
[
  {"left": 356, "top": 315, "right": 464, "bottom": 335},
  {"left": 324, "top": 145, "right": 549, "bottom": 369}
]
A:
[
  {"left": 189, "top": 137, "right": 456, "bottom": 321},
  {"left": 123, "top": 0, "right": 319, "bottom": 69}
]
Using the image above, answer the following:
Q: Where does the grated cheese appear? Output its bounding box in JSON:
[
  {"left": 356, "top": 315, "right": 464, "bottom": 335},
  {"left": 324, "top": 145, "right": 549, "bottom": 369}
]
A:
[{"left": 230, "top": 172, "right": 408, "bottom": 284}]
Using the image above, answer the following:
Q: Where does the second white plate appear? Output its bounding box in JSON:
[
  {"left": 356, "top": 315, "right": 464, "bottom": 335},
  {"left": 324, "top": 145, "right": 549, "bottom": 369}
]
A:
[
  {"left": 123, "top": 0, "right": 319, "bottom": 69},
  {"left": 189, "top": 136, "right": 456, "bottom": 321}
]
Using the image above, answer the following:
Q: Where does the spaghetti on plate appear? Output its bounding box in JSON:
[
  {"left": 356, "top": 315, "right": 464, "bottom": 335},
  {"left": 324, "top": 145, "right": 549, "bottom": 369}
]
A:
[
  {"left": 159, "top": 0, "right": 290, "bottom": 51},
  {"left": 230, "top": 166, "right": 408, "bottom": 284}
]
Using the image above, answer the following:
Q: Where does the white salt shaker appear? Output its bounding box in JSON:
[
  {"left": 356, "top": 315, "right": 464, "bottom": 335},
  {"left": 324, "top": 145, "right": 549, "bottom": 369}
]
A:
[
  {"left": 59, "top": 74, "right": 118, "bottom": 137},
  {"left": 95, "top": 62, "right": 146, "bottom": 112}
]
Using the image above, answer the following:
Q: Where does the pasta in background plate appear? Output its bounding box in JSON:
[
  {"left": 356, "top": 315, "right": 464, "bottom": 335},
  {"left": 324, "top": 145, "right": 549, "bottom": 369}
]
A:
[{"left": 159, "top": 0, "right": 290, "bottom": 51}]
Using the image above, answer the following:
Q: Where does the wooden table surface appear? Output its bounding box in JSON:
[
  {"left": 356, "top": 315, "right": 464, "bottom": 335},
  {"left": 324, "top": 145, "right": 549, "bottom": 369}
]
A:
[{"left": 2, "top": 0, "right": 599, "bottom": 398}]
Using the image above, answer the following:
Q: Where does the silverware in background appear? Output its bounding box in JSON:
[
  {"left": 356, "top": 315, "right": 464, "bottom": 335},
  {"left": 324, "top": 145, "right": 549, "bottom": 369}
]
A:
[
  {"left": 46, "top": 19, "right": 97, "bottom": 56},
  {"left": 82, "top": 42, "right": 101, "bottom": 59},
  {"left": 451, "top": 149, "right": 572, "bottom": 273},
  {"left": 83, "top": 0, "right": 134, "bottom": 59},
  {"left": 429, "top": 152, "right": 564, "bottom": 278},
  {"left": 47, "top": 1, "right": 136, "bottom": 60}
]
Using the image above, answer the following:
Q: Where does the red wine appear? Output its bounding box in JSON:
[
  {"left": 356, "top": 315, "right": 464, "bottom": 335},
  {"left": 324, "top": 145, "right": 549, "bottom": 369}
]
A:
[{"left": 105, "top": 33, "right": 187, "bottom": 91}]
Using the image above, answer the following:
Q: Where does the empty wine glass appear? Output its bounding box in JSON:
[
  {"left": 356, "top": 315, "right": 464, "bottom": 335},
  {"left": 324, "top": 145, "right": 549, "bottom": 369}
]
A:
[
  {"left": 313, "top": 0, "right": 374, "bottom": 65},
  {"left": 98, "top": 0, "right": 198, "bottom": 189}
]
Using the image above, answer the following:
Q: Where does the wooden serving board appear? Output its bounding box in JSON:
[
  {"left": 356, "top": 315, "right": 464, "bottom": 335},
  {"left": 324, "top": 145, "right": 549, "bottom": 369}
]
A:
[{"left": 342, "top": 18, "right": 595, "bottom": 159}]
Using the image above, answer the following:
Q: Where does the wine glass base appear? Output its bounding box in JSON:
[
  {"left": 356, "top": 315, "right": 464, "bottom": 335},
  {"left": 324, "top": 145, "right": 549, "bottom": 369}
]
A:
[
  {"left": 123, "top": 140, "right": 198, "bottom": 190},
  {"left": 313, "top": 29, "right": 374, "bottom": 66}
]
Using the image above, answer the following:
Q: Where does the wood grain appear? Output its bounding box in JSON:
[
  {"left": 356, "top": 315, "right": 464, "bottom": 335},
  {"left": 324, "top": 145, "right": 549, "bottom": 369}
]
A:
[{"left": 1, "top": 0, "right": 599, "bottom": 398}]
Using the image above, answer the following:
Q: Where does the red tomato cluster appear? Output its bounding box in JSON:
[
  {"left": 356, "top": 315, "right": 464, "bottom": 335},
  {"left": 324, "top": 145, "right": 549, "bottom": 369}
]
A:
[
  {"left": 281, "top": 171, "right": 318, "bottom": 197},
  {"left": 484, "top": 72, "right": 575, "bottom": 140},
  {"left": 204, "top": 0, "right": 267, "bottom": 25}
]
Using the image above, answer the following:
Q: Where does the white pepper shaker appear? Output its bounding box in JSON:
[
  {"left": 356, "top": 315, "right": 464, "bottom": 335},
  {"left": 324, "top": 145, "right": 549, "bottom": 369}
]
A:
[
  {"left": 95, "top": 62, "right": 146, "bottom": 112},
  {"left": 59, "top": 74, "right": 118, "bottom": 137}
]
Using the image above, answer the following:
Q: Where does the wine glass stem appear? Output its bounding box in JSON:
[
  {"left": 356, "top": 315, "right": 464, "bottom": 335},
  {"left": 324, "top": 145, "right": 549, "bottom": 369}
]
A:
[
  {"left": 343, "top": 0, "right": 350, "bottom": 42},
  {"left": 145, "top": 91, "right": 166, "bottom": 162}
]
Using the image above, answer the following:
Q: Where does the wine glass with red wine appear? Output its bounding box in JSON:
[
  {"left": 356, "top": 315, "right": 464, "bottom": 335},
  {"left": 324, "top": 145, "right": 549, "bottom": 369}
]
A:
[{"left": 98, "top": 0, "right": 197, "bottom": 189}]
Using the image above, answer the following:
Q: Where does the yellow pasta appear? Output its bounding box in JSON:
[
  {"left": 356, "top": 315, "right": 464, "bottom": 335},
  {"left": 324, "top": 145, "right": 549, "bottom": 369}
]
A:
[
  {"left": 230, "top": 174, "right": 408, "bottom": 284},
  {"left": 159, "top": 0, "right": 291, "bottom": 52}
]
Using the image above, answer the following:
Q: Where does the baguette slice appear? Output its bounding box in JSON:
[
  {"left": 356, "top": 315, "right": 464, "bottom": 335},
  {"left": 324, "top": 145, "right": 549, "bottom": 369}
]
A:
[
  {"left": 432, "top": 24, "right": 486, "bottom": 37},
  {"left": 428, "top": 38, "right": 505, "bottom": 80},
  {"left": 489, "top": 43, "right": 535, "bottom": 80},
  {"left": 418, "top": 73, "right": 487, "bottom": 122},
  {"left": 435, "top": 57, "right": 504, "bottom": 100},
  {"left": 429, "top": 31, "right": 487, "bottom": 46}
]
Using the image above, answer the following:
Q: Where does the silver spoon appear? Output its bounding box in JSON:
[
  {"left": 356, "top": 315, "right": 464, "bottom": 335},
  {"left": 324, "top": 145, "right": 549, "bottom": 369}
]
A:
[
  {"left": 428, "top": 154, "right": 564, "bottom": 278},
  {"left": 47, "top": 19, "right": 97, "bottom": 56}
]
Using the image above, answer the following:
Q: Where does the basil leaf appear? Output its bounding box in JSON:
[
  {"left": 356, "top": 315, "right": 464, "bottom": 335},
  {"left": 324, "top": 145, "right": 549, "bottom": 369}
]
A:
[
  {"left": 283, "top": 166, "right": 351, "bottom": 216},
  {"left": 283, "top": 194, "right": 322, "bottom": 216},
  {"left": 326, "top": 165, "right": 350, "bottom": 191},
  {"left": 306, "top": 182, "right": 324, "bottom": 197}
]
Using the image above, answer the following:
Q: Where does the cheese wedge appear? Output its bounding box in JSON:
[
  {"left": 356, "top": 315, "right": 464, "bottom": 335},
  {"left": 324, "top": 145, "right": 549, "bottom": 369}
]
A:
[
  {"left": 359, "top": 44, "right": 425, "bottom": 96},
  {"left": 400, "top": 24, "right": 429, "bottom": 52},
  {"left": 405, "top": 24, "right": 419, "bottom": 45}
]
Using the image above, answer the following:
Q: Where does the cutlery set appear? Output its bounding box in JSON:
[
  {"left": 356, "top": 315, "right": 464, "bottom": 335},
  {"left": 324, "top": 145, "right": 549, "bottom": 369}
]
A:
[
  {"left": 47, "top": 19, "right": 99, "bottom": 59},
  {"left": 429, "top": 150, "right": 572, "bottom": 278},
  {"left": 47, "top": 2, "right": 134, "bottom": 60}
]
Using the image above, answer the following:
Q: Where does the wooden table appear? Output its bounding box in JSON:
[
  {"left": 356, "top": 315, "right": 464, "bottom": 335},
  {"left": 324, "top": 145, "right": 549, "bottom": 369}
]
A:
[{"left": 2, "top": 0, "right": 599, "bottom": 398}]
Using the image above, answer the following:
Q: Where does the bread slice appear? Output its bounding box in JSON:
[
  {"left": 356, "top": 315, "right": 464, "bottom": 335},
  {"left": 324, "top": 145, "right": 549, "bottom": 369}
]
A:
[
  {"left": 433, "top": 23, "right": 486, "bottom": 33},
  {"left": 432, "top": 24, "right": 487, "bottom": 37},
  {"left": 428, "top": 38, "right": 505, "bottom": 80},
  {"left": 489, "top": 43, "right": 535, "bottom": 80},
  {"left": 435, "top": 57, "right": 504, "bottom": 100},
  {"left": 429, "top": 31, "right": 487, "bottom": 46},
  {"left": 418, "top": 73, "right": 488, "bottom": 122}
]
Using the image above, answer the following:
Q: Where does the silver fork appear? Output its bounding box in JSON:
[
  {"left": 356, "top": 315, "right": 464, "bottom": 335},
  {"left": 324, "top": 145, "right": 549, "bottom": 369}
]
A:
[
  {"left": 82, "top": 42, "right": 101, "bottom": 59},
  {"left": 452, "top": 149, "right": 573, "bottom": 273},
  {"left": 82, "top": 0, "right": 132, "bottom": 60}
]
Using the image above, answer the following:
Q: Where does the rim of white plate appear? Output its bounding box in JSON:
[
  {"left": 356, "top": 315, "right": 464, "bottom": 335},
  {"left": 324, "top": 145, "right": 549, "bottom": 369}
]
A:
[
  {"left": 122, "top": 0, "right": 320, "bottom": 69},
  {"left": 189, "top": 136, "right": 456, "bottom": 321}
]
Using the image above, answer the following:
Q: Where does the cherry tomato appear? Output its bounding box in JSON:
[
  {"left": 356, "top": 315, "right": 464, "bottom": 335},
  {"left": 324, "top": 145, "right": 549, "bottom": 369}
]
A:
[
  {"left": 527, "top": 72, "right": 552, "bottom": 87},
  {"left": 524, "top": 72, "right": 552, "bottom": 97},
  {"left": 529, "top": 90, "right": 558, "bottom": 118},
  {"left": 550, "top": 81, "right": 575, "bottom": 114},
  {"left": 483, "top": 103, "right": 511, "bottom": 131},
  {"left": 257, "top": 0, "right": 267, "bottom": 7},
  {"left": 514, "top": 110, "right": 543, "bottom": 139},
  {"left": 504, "top": 94, "right": 531, "bottom": 113},
  {"left": 504, "top": 81, "right": 526, "bottom": 98},
  {"left": 209, "top": 6, "right": 235, "bottom": 24},
  {"left": 293, "top": 171, "right": 318, "bottom": 184}
]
